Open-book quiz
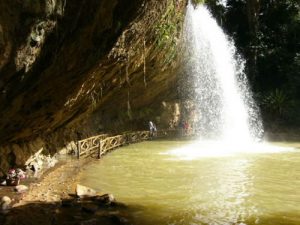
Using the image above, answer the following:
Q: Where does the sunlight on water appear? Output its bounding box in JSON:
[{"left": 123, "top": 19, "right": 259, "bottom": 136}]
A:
[
  {"left": 164, "top": 141, "right": 295, "bottom": 160},
  {"left": 80, "top": 140, "right": 300, "bottom": 225}
]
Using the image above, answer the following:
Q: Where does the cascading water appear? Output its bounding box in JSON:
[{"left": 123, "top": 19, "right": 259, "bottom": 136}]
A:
[{"left": 183, "top": 3, "right": 263, "bottom": 143}]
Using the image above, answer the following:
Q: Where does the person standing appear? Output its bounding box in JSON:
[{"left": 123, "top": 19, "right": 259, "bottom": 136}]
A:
[{"left": 149, "top": 121, "right": 157, "bottom": 137}]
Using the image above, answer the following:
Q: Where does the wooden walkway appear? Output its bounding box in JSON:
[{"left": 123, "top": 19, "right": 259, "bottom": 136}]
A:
[{"left": 76, "top": 129, "right": 179, "bottom": 159}]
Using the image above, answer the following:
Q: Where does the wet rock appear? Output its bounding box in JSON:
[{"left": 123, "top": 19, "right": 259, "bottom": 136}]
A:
[
  {"left": 110, "top": 201, "right": 127, "bottom": 209},
  {"left": 1, "top": 196, "right": 11, "bottom": 205},
  {"left": 45, "top": 155, "right": 57, "bottom": 168},
  {"left": 29, "top": 162, "right": 38, "bottom": 172},
  {"left": 61, "top": 199, "right": 75, "bottom": 207},
  {"left": 14, "top": 185, "right": 29, "bottom": 193},
  {"left": 93, "top": 193, "right": 115, "bottom": 206},
  {"left": 0, "top": 180, "right": 6, "bottom": 186},
  {"left": 109, "top": 215, "right": 130, "bottom": 225},
  {"left": 25, "top": 148, "right": 43, "bottom": 166},
  {"left": 59, "top": 141, "right": 77, "bottom": 155},
  {"left": 72, "top": 214, "right": 83, "bottom": 220},
  {"left": 76, "top": 184, "right": 97, "bottom": 198},
  {"left": 81, "top": 203, "right": 99, "bottom": 214},
  {"left": 27, "top": 159, "right": 43, "bottom": 173},
  {"left": 24, "top": 147, "right": 58, "bottom": 175},
  {"left": 80, "top": 219, "right": 98, "bottom": 225},
  {"left": 1, "top": 196, "right": 12, "bottom": 212}
]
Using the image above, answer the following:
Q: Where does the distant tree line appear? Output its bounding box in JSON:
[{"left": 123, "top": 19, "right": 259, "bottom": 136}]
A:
[{"left": 206, "top": 0, "right": 300, "bottom": 128}]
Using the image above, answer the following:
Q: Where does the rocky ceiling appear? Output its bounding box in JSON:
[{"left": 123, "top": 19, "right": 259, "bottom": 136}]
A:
[{"left": 0, "top": 0, "right": 187, "bottom": 147}]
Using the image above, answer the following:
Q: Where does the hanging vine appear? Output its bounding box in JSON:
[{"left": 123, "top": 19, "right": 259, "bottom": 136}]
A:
[
  {"left": 143, "top": 35, "right": 147, "bottom": 87},
  {"left": 127, "top": 90, "right": 132, "bottom": 119}
]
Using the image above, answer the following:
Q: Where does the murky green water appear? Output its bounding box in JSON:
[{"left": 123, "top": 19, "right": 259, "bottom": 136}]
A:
[{"left": 79, "top": 139, "right": 300, "bottom": 225}]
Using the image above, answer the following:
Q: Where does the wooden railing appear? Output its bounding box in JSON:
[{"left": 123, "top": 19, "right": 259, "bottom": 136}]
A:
[
  {"left": 76, "top": 129, "right": 188, "bottom": 159},
  {"left": 125, "top": 131, "right": 150, "bottom": 143},
  {"left": 77, "top": 134, "right": 108, "bottom": 158},
  {"left": 99, "top": 135, "right": 126, "bottom": 157}
]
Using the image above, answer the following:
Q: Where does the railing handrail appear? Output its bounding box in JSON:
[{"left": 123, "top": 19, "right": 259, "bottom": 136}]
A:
[
  {"left": 77, "top": 134, "right": 108, "bottom": 144},
  {"left": 76, "top": 129, "right": 188, "bottom": 159}
]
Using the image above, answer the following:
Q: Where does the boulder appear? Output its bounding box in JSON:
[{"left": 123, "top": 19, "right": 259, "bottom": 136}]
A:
[
  {"left": 28, "top": 162, "right": 38, "bottom": 171},
  {"left": 1, "top": 196, "right": 11, "bottom": 205},
  {"left": 45, "top": 155, "right": 57, "bottom": 168},
  {"left": 14, "top": 185, "right": 29, "bottom": 193},
  {"left": 25, "top": 148, "right": 43, "bottom": 166},
  {"left": 61, "top": 199, "right": 75, "bottom": 207},
  {"left": 81, "top": 203, "right": 99, "bottom": 213},
  {"left": 93, "top": 193, "right": 115, "bottom": 205},
  {"left": 76, "top": 184, "right": 97, "bottom": 198},
  {"left": 1, "top": 196, "right": 12, "bottom": 212}
]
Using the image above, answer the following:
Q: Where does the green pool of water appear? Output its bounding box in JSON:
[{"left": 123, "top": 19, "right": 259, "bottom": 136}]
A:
[{"left": 79, "top": 139, "right": 300, "bottom": 225}]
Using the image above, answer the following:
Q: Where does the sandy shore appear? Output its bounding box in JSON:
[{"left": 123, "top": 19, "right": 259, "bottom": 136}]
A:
[
  {"left": 1, "top": 155, "right": 131, "bottom": 225},
  {"left": 0, "top": 157, "right": 92, "bottom": 225},
  {"left": 15, "top": 159, "right": 81, "bottom": 205}
]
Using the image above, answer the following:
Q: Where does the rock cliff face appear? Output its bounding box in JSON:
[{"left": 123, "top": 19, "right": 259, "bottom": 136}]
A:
[{"left": 0, "top": 0, "right": 187, "bottom": 172}]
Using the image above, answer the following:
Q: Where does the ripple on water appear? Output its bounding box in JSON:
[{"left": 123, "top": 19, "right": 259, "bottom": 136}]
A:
[{"left": 79, "top": 140, "right": 300, "bottom": 225}]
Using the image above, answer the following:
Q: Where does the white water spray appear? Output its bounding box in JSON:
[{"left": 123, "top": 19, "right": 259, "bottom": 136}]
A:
[{"left": 183, "top": 3, "right": 263, "bottom": 143}]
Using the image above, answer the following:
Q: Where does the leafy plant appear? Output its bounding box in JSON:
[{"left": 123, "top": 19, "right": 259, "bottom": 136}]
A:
[
  {"left": 136, "top": 107, "right": 154, "bottom": 119},
  {"left": 155, "top": 23, "right": 177, "bottom": 48},
  {"left": 192, "top": 0, "right": 206, "bottom": 5},
  {"left": 153, "top": 0, "right": 184, "bottom": 66},
  {"left": 262, "top": 89, "right": 294, "bottom": 116}
]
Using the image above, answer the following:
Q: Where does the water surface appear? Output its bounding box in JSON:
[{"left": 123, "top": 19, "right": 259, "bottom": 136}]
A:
[{"left": 79, "top": 140, "right": 300, "bottom": 225}]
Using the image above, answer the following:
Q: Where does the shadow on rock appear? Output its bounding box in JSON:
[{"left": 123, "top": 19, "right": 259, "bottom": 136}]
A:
[{"left": 0, "top": 195, "right": 134, "bottom": 225}]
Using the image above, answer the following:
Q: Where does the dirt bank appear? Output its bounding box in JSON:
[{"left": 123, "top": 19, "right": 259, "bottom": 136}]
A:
[
  {"left": 0, "top": 157, "right": 85, "bottom": 225},
  {"left": 1, "top": 155, "right": 132, "bottom": 225}
]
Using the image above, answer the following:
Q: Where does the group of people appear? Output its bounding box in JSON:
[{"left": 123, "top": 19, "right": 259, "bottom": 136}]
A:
[{"left": 179, "top": 120, "right": 192, "bottom": 136}]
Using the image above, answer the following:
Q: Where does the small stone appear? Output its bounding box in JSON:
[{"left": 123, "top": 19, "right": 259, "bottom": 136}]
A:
[
  {"left": 14, "top": 185, "right": 29, "bottom": 193},
  {"left": 76, "top": 184, "right": 97, "bottom": 198}
]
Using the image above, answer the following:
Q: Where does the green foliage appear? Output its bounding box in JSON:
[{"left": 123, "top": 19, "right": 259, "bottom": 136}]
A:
[
  {"left": 155, "top": 23, "right": 177, "bottom": 48},
  {"left": 154, "top": 0, "right": 184, "bottom": 65},
  {"left": 192, "top": 0, "right": 206, "bottom": 5},
  {"left": 206, "top": 0, "right": 300, "bottom": 125},
  {"left": 136, "top": 107, "right": 154, "bottom": 119},
  {"left": 262, "top": 89, "right": 294, "bottom": 117},
  {"left": 117, "top": 107, "right": 155, "bottom": 123}
]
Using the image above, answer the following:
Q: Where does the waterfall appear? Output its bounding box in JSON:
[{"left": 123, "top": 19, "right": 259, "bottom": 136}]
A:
[{"left": 183, "top": 3, "right": 263, "bottom": 143}]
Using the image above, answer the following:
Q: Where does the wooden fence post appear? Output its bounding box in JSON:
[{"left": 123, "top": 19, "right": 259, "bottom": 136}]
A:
[
  {"left": 77, "top": 141, "right": 81, "bottom": 159},
  {"left": 98, "top": 140, "right": 102, "bottom": 159}
]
